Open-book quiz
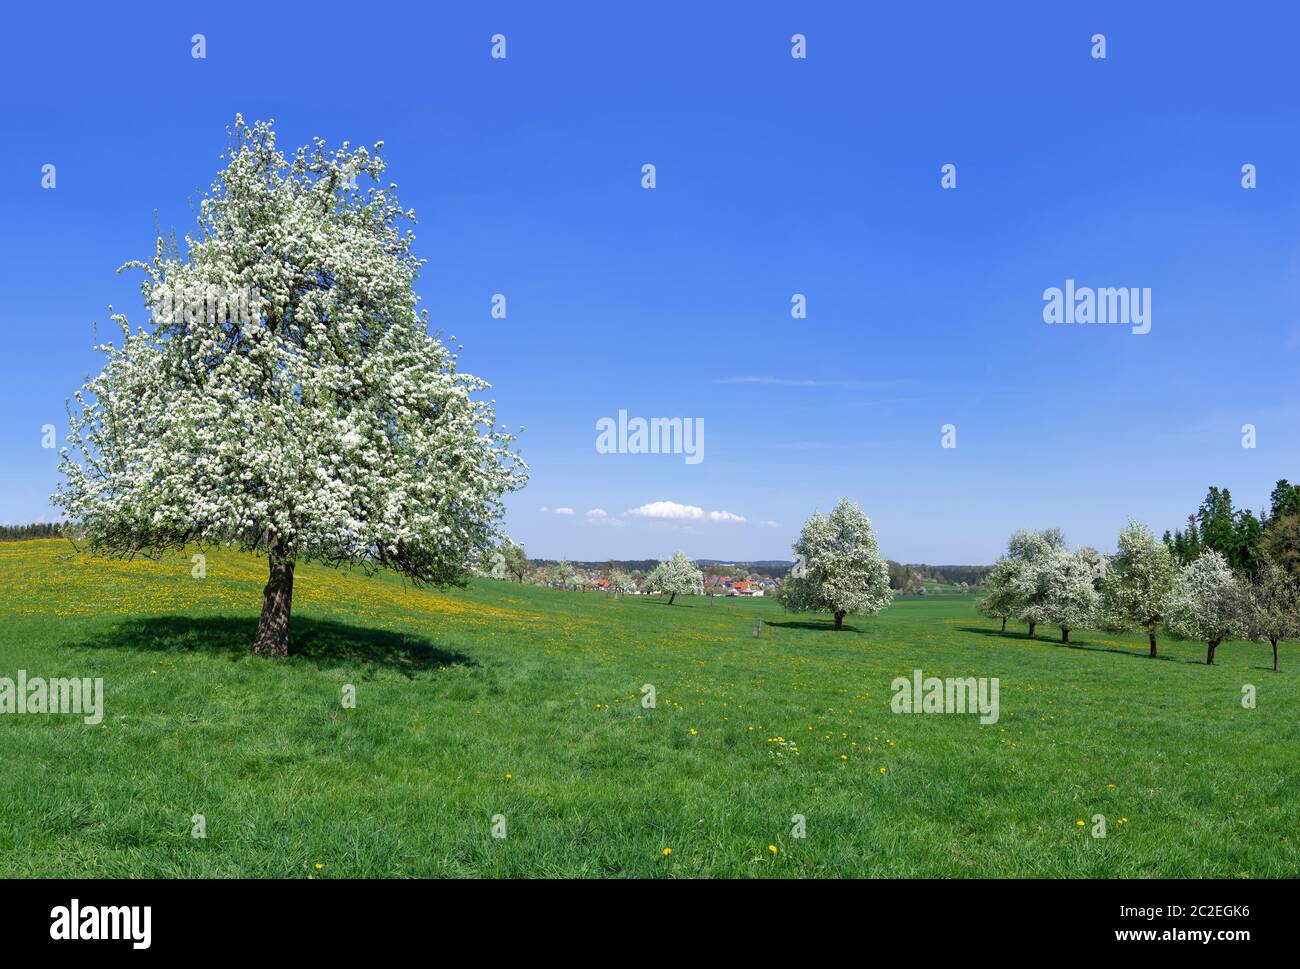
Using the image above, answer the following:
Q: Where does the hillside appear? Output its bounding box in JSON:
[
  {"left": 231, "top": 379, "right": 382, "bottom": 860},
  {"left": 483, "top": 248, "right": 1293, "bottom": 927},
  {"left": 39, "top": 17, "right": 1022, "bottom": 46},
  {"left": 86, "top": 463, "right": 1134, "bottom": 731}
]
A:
[{"left": 1, "top": 540, "right": 1295, "bottom": 877}]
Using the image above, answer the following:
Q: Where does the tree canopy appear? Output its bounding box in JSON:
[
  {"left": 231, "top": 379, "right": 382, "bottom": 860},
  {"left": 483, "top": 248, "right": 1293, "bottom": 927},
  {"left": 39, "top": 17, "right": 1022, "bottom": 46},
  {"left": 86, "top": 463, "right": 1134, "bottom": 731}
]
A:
[{"left": 782, "top": 498, "right": 892, "bottom": 630}]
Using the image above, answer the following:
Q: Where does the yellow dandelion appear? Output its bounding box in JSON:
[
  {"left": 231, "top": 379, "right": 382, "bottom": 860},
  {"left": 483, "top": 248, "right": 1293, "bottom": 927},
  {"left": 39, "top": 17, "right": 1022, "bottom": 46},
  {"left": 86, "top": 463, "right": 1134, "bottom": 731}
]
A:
[
  {"left": 768, "top": 844, "right": 778, "bottom": 855},
  {"left": 1075, "top": 820, "right": 1086, "bottom": 827},
  {"left": 314, "top": 863, "right": 324, "bottom": 870},
  {"left": 879, "top": 767, "right": 886, "bottom": 774},
  {"left": 689, "top": 728, "right": 697, "bottom": 735},
  {"left": 504, "top": 773, "right": 512, "bottom": 780},
  {"left": 840, "top": 754, "right": 848, "bottom": 761},
  {"left": 662, "top": 847, "right": 672, "bottom": 856}
]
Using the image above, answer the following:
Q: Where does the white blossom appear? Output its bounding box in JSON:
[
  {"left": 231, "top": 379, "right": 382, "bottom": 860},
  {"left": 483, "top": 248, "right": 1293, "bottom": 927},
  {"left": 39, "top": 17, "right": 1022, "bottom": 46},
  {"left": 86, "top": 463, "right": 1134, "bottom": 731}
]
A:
[
  {"left": 1099, "top": 519, "right": 1177, "bottom": 656},
  {"left": 646, "top": 552, "right": 704, "bottom": 604},
  {"left": 1162, "top": 550, "right": 1241, "bottom": 665},
  {"left": 782, "top": 498, "right": 892, "bottom": 630},
  {"left": 53, "top": 117, "right": 527, "bottom": 654}
]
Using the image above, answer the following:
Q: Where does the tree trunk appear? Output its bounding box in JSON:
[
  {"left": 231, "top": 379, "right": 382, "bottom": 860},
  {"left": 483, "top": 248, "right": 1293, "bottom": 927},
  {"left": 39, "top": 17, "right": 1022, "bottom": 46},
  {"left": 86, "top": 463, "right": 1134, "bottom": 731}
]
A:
[
  {"left": 1060, "top": 627, "right": 1069, "bottom": 644},
  {"left": 1271, "top": 637, "right": 1279, "bottom": 672},
  {"left": 1027, "top": 622, "right": 1036, "bottom": 638},
  {"left": 1148, "top": 631, "right": 1157, "bottom": 658},
  {"left": 252, "top": 551, "right": 295, "bottom": 657},
  {"left": 834, "top": 610, "right": 845, "bottom": 631},
  {"left": 1000, "top": 617, "right": 1007, "bottom": 632},
  {"left": 668, "top": 592, "right": 676, "bottom": 605},
  {"left": 1206, "top": 639, "right": 1219, "bottom": 666}
]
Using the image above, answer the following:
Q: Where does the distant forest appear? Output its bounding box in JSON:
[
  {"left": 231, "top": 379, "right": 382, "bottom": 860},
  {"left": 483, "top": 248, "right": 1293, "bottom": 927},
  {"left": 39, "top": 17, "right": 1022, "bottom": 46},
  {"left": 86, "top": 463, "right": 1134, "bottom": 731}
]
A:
[
  {"left": 900, "top": 564, "right": 994, "bottom": 587},
  {"left": 0, "top": 522, "right": 69, "bottom": 542}
]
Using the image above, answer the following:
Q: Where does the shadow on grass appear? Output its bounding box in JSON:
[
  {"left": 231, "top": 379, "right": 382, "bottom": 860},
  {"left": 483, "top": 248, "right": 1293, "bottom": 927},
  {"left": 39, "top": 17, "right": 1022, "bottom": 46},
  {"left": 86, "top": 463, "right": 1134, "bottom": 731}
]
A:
[
  {"left": 69, "top": 614, "right": 477, "bottom": 676},
  {"left": 955, "top": 625, "right": 1194, "bottom": 664},
  {"left": 764, "top": 619, "right": 863, "bottom": 633},
  {"left": 622, "top": 596, "right": 702, "bottom": 608}
]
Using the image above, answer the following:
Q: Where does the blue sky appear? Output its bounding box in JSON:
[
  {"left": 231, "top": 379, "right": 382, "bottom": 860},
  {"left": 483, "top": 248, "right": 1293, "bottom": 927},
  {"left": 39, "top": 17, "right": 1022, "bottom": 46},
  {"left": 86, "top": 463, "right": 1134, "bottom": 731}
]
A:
[{"left": 2, "top": 1, "right": 1297, "bottom": 563}]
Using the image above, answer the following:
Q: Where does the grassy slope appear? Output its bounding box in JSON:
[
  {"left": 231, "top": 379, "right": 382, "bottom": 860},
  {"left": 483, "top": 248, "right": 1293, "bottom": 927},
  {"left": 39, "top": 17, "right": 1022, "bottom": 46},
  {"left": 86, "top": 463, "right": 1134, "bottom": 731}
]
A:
[{"left": 0, "top": 539, "right": 1296, "bottom": 877}]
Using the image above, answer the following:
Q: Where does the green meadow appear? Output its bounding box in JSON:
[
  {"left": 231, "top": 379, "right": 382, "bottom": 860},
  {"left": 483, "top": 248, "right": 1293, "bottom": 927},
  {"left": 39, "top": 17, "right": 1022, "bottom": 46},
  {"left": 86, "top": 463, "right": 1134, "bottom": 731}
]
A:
[{"left": 0, "top": 539, "right": 1296, "bottom": 878}]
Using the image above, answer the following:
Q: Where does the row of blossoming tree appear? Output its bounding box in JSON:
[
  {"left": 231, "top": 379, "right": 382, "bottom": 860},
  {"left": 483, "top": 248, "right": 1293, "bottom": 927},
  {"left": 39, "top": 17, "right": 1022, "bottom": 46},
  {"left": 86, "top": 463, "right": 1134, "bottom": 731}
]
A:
[{"left": 976, "top": 522, "right": 1300, "bottom": 669}]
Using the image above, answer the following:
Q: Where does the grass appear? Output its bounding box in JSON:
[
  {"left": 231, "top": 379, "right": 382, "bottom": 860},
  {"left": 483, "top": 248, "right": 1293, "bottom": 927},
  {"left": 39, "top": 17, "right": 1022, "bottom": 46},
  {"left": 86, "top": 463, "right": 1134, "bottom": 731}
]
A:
[{"left": 1, "top": 539, "right": 1297, "bottom": 877}]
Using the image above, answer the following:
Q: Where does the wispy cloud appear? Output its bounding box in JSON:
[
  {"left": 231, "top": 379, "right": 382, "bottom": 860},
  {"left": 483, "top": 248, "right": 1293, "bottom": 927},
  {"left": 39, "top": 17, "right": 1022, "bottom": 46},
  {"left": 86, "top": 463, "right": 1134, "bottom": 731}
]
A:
[
  {"left": 708, "top": 510, "right": 746, "bottom": 523},
  {"left": 716, "top": 376, "right": 911, "bottom": 389}
]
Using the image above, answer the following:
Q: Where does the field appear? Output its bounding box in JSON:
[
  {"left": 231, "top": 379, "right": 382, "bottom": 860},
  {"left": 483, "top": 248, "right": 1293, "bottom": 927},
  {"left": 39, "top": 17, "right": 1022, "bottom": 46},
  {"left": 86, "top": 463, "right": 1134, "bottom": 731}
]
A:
[{"left": 1, "top": 539, "right": 1297, "bottom": 878}]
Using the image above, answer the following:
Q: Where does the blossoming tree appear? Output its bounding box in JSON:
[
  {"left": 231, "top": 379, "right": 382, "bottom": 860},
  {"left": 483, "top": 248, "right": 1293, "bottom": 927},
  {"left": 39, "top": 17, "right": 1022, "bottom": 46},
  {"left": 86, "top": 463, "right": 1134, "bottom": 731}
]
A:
[
  {"left": 646, "top": 551, "right": 704, "bottom": 604},
  {"left": 54, "top": 117, "right": 527, "bottom": 657},
  {"left": 1162, "top": 550, "right": 1240, "bottom": 666},
  {"left": 782, "top": 498, "right": 893, "bottom": 630},
  {"left": 1018, "top": 545, "right": 1101, "bottom": 644},
  {"left": 1099, "top": 519, "right": 1177, "bottom": 657}
]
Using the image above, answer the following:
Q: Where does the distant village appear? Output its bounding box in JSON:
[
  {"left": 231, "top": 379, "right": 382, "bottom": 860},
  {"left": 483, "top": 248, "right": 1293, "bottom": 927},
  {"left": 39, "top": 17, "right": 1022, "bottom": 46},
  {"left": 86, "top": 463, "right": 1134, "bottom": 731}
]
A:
[
  {"left": 481, "top": 552, "right": 990, "bottom": 597},
  {"left": 582, "top": 567, "right": 779, "bottom": 596}
]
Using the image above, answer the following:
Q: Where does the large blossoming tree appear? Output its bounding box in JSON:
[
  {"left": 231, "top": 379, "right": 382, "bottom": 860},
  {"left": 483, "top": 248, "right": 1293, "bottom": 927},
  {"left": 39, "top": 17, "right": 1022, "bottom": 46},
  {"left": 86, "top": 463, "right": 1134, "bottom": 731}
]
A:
[
  {"left": 1099, "top": 519, "right": 1177, "bottom": 657},
  {"left": 54, "top": 117, "right": 527, "bottom": 657},
  {"left": 782, "top": 498, "right": 892, "bottom": 630},
  {"left": 1016, "top": 545, "right": 1101, "bottom": 644}
]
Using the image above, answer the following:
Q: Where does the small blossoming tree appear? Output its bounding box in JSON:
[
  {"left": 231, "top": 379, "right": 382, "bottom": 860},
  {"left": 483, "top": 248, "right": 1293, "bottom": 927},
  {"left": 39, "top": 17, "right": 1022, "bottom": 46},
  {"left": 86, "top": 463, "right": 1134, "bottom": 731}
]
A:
[
  {"left": 1162, "top": 550, "right": 1241, "bottom": 666},
  {"left": 1234, "top": 556, "right": 1300, "bottom": 672},
  {"left": 977, "top": 556, "right": 1020, "bottom": 632},
  {"left": 646, "top": 551, "right": 704, "bottom": 604},
  {"left": 606, "top": 569, "right": 634, "bottom": 596},
  {"left": 782, "top": 498, "right": 893, "bottom": 631},
  {"left": 54, "top": 117, "right": 526, "bottom": 657}
]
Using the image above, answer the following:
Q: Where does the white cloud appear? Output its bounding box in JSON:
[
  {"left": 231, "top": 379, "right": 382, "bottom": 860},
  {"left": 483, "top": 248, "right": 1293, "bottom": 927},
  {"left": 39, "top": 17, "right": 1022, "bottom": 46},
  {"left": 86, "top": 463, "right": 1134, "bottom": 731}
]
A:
[
  {"left": 625, "top": 500, "right": 704, "bottom": 520},
  {"left": 585, "top": 507, "right": 624, "bottom": 527},
  {"left": 538, "top": 506, "right": 549, "bottom": 513},
  {"left": 554, "top": 507, "right": 575, "bottom": 516},
  {"left": 708, "top": 510, "right": 746, "bottom": 523},
  {"left": 760, "top": 520, "right": 781, "bottom": 529}
]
